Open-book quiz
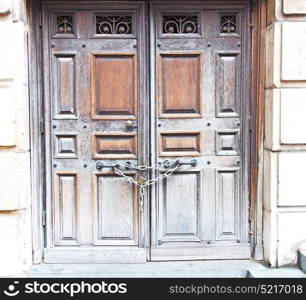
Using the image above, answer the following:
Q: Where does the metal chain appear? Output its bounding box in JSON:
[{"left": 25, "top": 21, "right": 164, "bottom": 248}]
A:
[{"left": 113, "top": 162, "right": 182, "bottom": 212}]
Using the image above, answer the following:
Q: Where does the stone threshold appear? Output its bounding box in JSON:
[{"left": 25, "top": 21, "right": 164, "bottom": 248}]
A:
[{"left": 26, "top": 260, "right": 306, "bottom": 278}]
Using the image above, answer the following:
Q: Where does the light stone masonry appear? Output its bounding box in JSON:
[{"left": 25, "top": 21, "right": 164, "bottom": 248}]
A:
[{"left": 264, "top": 0, "right": 306, "bottom": 267}]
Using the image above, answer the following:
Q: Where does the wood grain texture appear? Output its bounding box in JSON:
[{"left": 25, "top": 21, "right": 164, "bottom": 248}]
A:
[
  {"left": 216, "top": 169, "right": 239, "bottom": 241},
  {"left": 158, "top": 52, "right": 203, "bottom": 118},
  {"left": 53, "top": 53, "right": 77, "bottom": 119},
  {"left": 91, "top": 52, "right": 137, "bottom": 120},
  {"left": 159, "top": 131, "right": 202, "bottom": 156},
  {"left": 54, "top": 172, "right": 80, "bottom": 245},
  {"left": 92, "top": 133, "right": 137, "bottom": 159},
  {"left": 92, "top": 174, "right": 138, "bottom": 246},
  {"left": 158, "top": 172, "right": 201, "bottom": 243},
  {"left": 54, "top": 133, "right": 78, "bottom": 158},
  {"left": 216, "top": 52, "right": 240, "bottom": 117}
]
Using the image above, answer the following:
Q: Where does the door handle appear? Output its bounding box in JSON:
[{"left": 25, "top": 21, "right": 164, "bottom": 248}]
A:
[
  {"left": 159, "top": 159, "right": 198, "bottom": 168},
  {"left": 96, "top": 161, "right": 133, "bottom": 171},
  {"left": 126, "top": 120, "right": 138, "bottom": 130}
]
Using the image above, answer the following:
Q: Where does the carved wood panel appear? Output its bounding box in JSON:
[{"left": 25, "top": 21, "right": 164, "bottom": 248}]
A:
[
  {"left": 91, "top": 52, "right": 137, "bottom": 120},
  {"left": 158, "top": 171, "right": 201, "bottom": 243},
  {"left": 54, "top": 173, "right": 80, "bottom": 245},
  {"left": 52, "top": 53, "right": 77, "bottom": 119},
  {"left": 158, "top": 52, "right": 203, "bottom": 118},
  {"left": 93, "top": 174, "right": 139, "bottom": 245}
]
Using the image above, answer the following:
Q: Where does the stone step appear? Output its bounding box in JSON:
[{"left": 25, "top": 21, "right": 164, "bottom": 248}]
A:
[
  {"left": 298, "top": 250, "right": 306, "bottom": 274},
  {"left": 247, "top": 267, "right": 306, "bottom": 278}
]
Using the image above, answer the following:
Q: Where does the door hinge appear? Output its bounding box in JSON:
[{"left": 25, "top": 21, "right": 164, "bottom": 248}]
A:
[
  {"left": 42, "top": 211, "right": 46, "bottom": 226},
  {"left": 248, "top": 0, "right": 254, "bottom": 28},
  {"left": 39, "top": 10, "right": 42, "bottom": 28},
  {"left": 40, "top": 119, "right": 44, "bottom": 135},
  {"left": 249, "top": 117, "right": 253, "bottom": 133}
]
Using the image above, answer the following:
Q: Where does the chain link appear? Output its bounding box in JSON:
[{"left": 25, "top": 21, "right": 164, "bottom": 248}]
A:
[{"left": 113, "top": 162, "right": 182, "bottom": 212}]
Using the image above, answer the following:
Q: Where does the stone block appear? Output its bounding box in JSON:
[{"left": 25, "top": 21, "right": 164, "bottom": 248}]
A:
[
  {"left": 265, "top": 89, "right": 280, "bottom": 150},
  {"left": 263, "top": 150, "right": 278, "bottom": 210},
  {"left": 0, "top": 85, "right": 16, "bottom": 146},
  {"left": 298, "top": 250, "right": 306, "bottom": 273},
  {"left": 278, "top": 152, "right": 306, "bottom": 206},
  {"left": 0, "top": 0, "right": 11, "bottom": 15},
  {"left": 0, "top": 21, "right": 26, "bottom": 81},
  {"left": 263, "top": 210, "right": 278, "bottom": 267},
  {"left": 283, "top": 0, "right": 306, "bottom": 15},
  {"left": 280, "top": 89, "right": 306, "bottom": 144},
  {"left": 0, "top": 209, "right": 32, "bottom": 276},
  {"left": 278, "top": 212, "right": 306, "bottom": 266},
  {"left": 266, "top": 22, "right": 281, "bottom": 88},
  {"left": 0, "top": 152, "right": 30, "bottom": 210},
  {"left": 282, "top": 22, "right": 306, "bottom": 81}
]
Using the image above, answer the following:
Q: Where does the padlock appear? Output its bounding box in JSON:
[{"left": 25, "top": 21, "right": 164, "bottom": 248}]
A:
[{"left": 137, "top": 176, "right": 146, "bottom": 185}]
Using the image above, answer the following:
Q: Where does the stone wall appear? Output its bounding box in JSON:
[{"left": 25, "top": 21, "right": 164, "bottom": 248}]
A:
[
  {"left": 264, "top": 0, "right": 306, "bottom": 266},
  {"left": 0, "top": 0, "right": 32, "bottom": 275}
]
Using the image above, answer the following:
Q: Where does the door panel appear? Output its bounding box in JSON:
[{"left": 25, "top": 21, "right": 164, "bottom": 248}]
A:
[
  {"left": 150, "top": 1, "right": 250, "bottom": 260},
  {"left": 159, "top": 171, "right": 202, "bottom": 242},
  {"left": 158, "top": 52, "right": 203, "bottom": 118},
  {"left": 91, "top": 52, "right": 138, "bottom": 120},
  {"left": 92, "top": 174, "right": 139, "bottom": 246},
  {"left": 43, "top": 1, "right": 147, "bottom": 263}
]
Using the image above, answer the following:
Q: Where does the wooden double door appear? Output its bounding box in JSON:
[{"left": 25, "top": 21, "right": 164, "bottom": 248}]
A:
[{"left": 42, "top": 0, "right": 251, "bottom": 263}]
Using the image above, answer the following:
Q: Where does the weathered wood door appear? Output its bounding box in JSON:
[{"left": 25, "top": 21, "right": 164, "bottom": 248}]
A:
[
  {"left": 42, "top": 0, "right": 251, "bottom": 263},
  {"left": 150, "top": 1, "right": 251, "bottom": 260}
]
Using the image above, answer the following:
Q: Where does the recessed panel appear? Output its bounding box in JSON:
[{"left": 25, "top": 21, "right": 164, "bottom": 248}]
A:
[
  {"left": 91, "top": 53, "right": 137, "bottom": 120},
  {"left": 93, "top": 133, "right": 137, "bottom": 159},
  {"left": 159, "top": 172, "right": 201, "bottom": 242},
  {"left": 53, "top": 54, "right": 77, "bottom": 118},
  {"left": 216, "top": 169, "right": 239, "bottom": 241},
  {"left": 216, "top": 130, "right": 239, "bottom": 156},
  {"left": 216, "top": 53, "right": 240, "bottom": 117},
  {"left": 159, "top": 132, "right": 201, "bottom": 156},
  {"left": 93, "top": 174, "right": 138, "bottom": 245},
  {"left": 158, "top": 53, "right": 203, "bottom": 118},
  {"left": 54, "top": 173, "right": 79, "bottom": 245},
  {"left": 54, "top": 134, "right": 78, "bottom": 158}
]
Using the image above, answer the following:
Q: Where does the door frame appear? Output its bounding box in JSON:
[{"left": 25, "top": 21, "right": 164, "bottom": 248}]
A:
[{"left": 27, "top": 0, "right": 266, "bottom": 264}]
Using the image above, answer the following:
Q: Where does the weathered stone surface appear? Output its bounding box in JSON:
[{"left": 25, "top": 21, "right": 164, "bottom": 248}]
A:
[
  {"left": 0, "top": 0, "right": 11, "bottom": 15},
  {"left": 265, "top": 89, "right": 281, "bottom": 150},
  {"left": 278, "top": 213, "right": 306, "bottom": 266},
  {"left": 280, "top": 89, "right": 306, "bottom": 144},
  {"left": 283, "top": 0, "right": 306, "bottom": 15},
  {"left": 263, "top": 150, "right": 278, "bottom": 210},
  {"left": 0, "top": 84, "right": 16, "bottom": 146},
  {"left": 278, "top": 152, "right": 306, "bottom": 206},
  {"left": 282, "top": 22, "right": 306, "bottom": 81},
  {"left": 0, "top": 21, "right": 26, "bottom": 80},
  {"left": 0, "top": 209, "right": 32, "bottom": 276},
  {"left": 0, "top": 152, "right": 30, "bottom": 210},
  {"left": 12, "top": 0, "right": 26, "bottom": 22},
  {"left": 263, "top": 210, "right": 278, "bottom": 267},
  {"left": 299, "top": 250, "right": 306, "bottom": 273},
  {"left": 266, "top": 22, "right": 282, "bottom": 88}
]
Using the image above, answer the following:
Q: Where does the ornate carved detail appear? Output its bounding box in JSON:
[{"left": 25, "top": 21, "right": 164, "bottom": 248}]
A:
[
  {"left": 56, "top": 16, "right": 74, "bottom": 35},
  {"left": 220, "top": 16, "right": 237, "bottom": 34},
  {"left": 96, "top": 16, "right": 133, "bottom": 35},
  {"left": 162, "top": 16, "right": 199, "bottom": 34}
]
